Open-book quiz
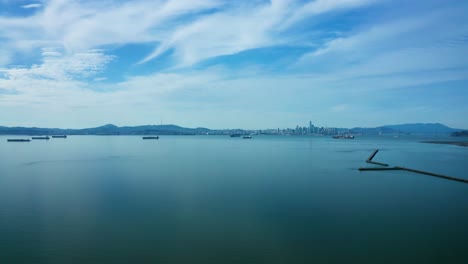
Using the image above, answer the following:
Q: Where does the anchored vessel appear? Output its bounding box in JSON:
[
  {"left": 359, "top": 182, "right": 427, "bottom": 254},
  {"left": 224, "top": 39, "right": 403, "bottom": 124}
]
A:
[
  {"left": 243, "top": 136, "right": 252, "bottom": 139},
  {"left": 332, "top": 135, "right": 354, "bottom": 139},
  {"left": 7, "top": 139, "right": 31, "bottom": 142},
  {"left": 32, "top": 136, "right": 50, "bottom": 140},
  {"left": 142, "top": 136, "right": 159, "bottom": 139},
  {"left": 52, "top": 135, "right": 67, "bottom": 138}
]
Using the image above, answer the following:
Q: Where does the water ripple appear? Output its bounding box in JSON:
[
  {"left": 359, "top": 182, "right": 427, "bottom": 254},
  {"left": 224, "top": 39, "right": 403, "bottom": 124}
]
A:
[{"left": 20, "top": 155, "right": 135, "bottom": 167}]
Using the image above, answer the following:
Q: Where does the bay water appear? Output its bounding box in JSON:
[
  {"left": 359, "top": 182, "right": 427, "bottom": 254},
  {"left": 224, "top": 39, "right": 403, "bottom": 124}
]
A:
[{"left": 1, "top": 135, "right": 467, "bottom": 263}]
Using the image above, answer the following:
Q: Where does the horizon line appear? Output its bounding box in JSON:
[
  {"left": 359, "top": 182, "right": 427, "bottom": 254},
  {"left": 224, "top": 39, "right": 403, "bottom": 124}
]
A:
[{"left": 1, "top": 122, "right": 465, "bottom": 131}]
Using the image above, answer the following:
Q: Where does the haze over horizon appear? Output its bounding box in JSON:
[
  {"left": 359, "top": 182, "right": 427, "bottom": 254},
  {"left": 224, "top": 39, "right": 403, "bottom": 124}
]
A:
[
  {"left": 0, "top": 122, "right": 465, "bottom": 132},
  {"left": 1, "top": 0, "right": 468, "bottom": 129}
]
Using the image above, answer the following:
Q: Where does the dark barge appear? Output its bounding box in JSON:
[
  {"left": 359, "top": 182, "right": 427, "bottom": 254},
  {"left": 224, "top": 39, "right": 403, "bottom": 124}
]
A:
[
  {"left": 32, "top": 136, "right": 50, "bottom": 140},
  {"left": 7, "top": 139, "right": 31, "bottom": 142},
  {"left": 142, "top": 136, "right": 159, "bottom": 139}
]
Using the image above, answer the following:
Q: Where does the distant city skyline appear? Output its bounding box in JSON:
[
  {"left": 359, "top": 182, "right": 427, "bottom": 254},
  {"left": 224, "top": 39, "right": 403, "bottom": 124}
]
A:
[
  {"left": 1, "top": 121, "right": 463, "bottom": 139},
  {"left": 1, "top": 0, "right": 468, "bottom": 129}
]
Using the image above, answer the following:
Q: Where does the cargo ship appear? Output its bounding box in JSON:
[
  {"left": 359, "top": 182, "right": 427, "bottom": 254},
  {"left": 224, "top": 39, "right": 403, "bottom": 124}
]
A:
[
  {"left": 7, "top": 139, "right": 31, "bottom": 142},
  {"left": 32, "top": 136, "right": 50, "bottom": 140},
  {"left": 52, "top": 135, "right": 67, "bottom": 138},
  {"left": 142, "top": 136, "right": 159, "bottom": 139},
  {"left": 332, "top": 135, "right": 354, "bottom": 139}
]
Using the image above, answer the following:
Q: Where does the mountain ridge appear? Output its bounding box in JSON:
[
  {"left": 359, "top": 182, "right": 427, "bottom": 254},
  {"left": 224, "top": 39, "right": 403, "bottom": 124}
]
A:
[
  {"left": 0, "top": 124, "right": 215, "bottom": 135},
  {"left": 0, "top": 123, "right": 464, "bottom": 136},
  {"left": 350, "top": 123, "right": 461, "bottom": 135}
]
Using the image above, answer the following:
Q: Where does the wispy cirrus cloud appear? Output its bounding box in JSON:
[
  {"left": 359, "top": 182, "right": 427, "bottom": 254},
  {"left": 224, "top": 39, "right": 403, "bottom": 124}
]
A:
[
  {"left": 1, "top": 48, "right": 113, "bottom": 82},
  {"left": 295, "top": 5, "right": 468, "bottom": 82},
  {"left": 21, "top": 3, "right": 42, "bottom": 9},
  {"left": 0, "top": 0, "right": 223, "bottom": 58},
  {"left": 141, "top": 0, "right": 380, "bottom": 66},
  {"left": 282, "top": 0, "right": 378, "bottom": 28},
  {"left": 140, "top": 0, "right": 292, "bottom": 65},
  {"left": 0, "top": 0, "right": 380, "bottom": 69}
]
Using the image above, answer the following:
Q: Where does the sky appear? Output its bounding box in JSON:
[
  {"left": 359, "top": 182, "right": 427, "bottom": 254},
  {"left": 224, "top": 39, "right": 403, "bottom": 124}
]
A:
[{"left": 0, "top": 0, "right": 467, "bottom": 129}]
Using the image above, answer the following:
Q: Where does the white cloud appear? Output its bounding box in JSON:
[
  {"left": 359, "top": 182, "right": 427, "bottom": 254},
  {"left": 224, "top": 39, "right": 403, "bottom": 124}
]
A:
[
  {"left": 140, "top": 0, "right": 292, "bottom": 65},
  {"left": 0, "top": 0, "right": 380, "bottom": 68},
  {"left": 295, "top": 6, "right": 468, "bottom": 81},
  {"left": 140, "top": 0, "right": 379, "bottom": 66},
  {"left": 1, "top": 49, "right": 114, "bottom": 83},
  {"left": 0, "top": 48, "right": 114, "bottom": 114},
  {"left": 0, "top": 0, "right": 223, "bottom": 57},
  {"left": 21, "top": 3, "right": 42, "bottom": 9},
  {"left": 330, "top": 104, "right": 348, "bottom": 112},
  {"left": 301, "top": 13, "right": 436, "bottom": 59},
  {"left": 1, "top": 63, "right": 468, "bottom": 128},
  {"left": 283, "top": 0, "right": 378, "bottom": 28},
  {"left": 0, "top": 49, "right": 11, "bottom": 66},
  {"left": 1, "top": 0, "right": 468, "bottom": 129},
  {"left": 93, "top": 77, "right": 107, "bottom": 82}
]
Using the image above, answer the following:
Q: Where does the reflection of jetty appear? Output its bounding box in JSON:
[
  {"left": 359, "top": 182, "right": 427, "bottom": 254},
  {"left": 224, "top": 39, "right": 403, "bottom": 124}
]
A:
[
  {"left": 142, "top": 136, "right": 159, "bottom": 139},
  {"left": 52, "top": 135, "right": 67, "bottom": 138},
  {"left": 7, "top": 139, "right": 31, "bottom": 142},
  {"left": 359, "top": 166, "right": 468, "bottom": 184},
  {"left": 32, "top": 136, "right": 50, "bottom": 140},
  {"left": 422, "top": 141, "right": 468, "bottom": 147}
]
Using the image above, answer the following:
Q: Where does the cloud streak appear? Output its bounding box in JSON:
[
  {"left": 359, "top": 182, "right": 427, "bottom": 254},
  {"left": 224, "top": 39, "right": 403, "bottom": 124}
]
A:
[
  {"left": 141, "top": 0, "right": 380, "bottom": 66},
  {"left": 1, "top": 49, "right": 113, "bottom": 82},
  {"left": 21, "top": 3, "right": 42, "bottom": 9}
]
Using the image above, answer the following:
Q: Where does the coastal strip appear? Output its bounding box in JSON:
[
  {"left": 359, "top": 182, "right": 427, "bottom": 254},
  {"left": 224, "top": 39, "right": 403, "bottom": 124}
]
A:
[{"left": 422, "top": 141, "right": 468, "bottom": 147}]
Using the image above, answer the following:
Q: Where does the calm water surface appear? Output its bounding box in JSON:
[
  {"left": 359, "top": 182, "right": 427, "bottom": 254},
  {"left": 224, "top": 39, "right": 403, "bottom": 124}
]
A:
[{"left": 0, "top": 135, "right": 467, "bottom": 263}]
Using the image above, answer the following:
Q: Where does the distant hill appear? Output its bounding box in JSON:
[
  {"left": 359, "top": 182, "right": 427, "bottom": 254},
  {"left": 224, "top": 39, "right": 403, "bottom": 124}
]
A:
[
  {"left": 381, "top": 123, "right": 458, "bottom": 134},
  {"left": 350, "top": 123, "right": 461, "bottom": 135},
  {"left": 0, "top": 124, "right": 217, "bottom": 136}
]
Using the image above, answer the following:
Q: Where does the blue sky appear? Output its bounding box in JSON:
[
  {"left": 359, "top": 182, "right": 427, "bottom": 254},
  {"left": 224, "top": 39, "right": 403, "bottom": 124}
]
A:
[{"left": 0, "top": 0, "right": 467, "bottom": 129}]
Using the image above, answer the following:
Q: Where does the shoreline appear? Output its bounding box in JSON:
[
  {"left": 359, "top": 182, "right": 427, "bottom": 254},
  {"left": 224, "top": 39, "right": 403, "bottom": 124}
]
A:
[{"left": 422, "top": 141, "right": 468, "bottom": 147}]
